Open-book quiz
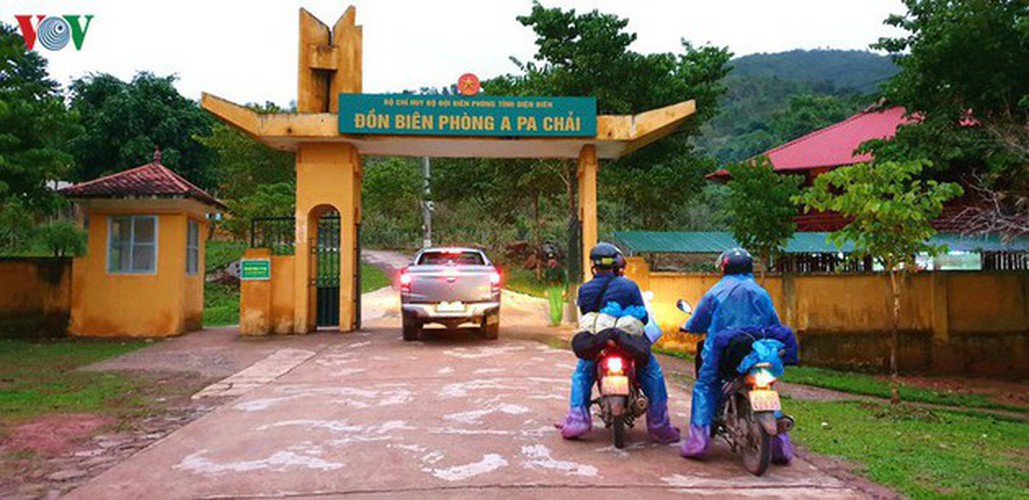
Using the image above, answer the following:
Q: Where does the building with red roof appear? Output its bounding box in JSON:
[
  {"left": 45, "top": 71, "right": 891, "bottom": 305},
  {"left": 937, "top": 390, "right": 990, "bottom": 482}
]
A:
[
  {"left": 708, "top": 106, "right": 979, "bottom": 232},
  {"left": 58, "top": 151, "right": 224, "bottom": 337}
]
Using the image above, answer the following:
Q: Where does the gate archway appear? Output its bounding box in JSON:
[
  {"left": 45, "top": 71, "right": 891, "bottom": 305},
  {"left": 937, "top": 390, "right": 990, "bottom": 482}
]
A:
[{"left": 206, "top": 5, "right": 696, "bottom": 334}]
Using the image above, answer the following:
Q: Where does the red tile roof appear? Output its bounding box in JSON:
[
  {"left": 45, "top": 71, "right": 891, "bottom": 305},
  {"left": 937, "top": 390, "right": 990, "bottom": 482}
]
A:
[
  {"left": 60, "top": 157, "right": 225, "bottom": 209},
  {"left": 709, "top": 106, "right": 912, "bottom": 179}
]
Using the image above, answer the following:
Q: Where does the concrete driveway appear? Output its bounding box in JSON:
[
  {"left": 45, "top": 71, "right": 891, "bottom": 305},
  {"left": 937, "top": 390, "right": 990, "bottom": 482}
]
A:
[{"left": 68, "top": 291, "right": 869, "bottom": 499}]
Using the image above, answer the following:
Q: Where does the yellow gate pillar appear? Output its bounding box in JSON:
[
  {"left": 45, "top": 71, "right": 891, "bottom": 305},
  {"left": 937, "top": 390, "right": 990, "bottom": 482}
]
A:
[
  {"left": 578, "top": 145, "right": 598, "bottom": 283},
  {"left": 294, "top": 143, "right": 361, "bottom": 333},
  {"left": 291, "top": 7, "right": 363, "bottom": 333}
]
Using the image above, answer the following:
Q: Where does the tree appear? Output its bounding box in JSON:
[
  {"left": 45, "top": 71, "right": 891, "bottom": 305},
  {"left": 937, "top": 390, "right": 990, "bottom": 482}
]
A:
[
  {"left": 34, "top": 220, "right": 86, "bottom": 257},
  {"left": 222, "top": 182, "right": 295, "bottom": 242},
  {"left": 795, "top": 160, "right": 962, "bottom": 403},
  {"left": 870, "top": 0, "right": 1028, "bottom": 237},
  {"left": 492, "top": 2, "right": 733, "bottom": 232},
  {"left": 196, "top": 103, "right": 294, "bottom": 201},
  {"left": 0, "top": 23, "right": 76, "bottom": 209},
  {"left": 725, "top": 157, "right": 801, "bottom": 280},
  {"left": 361, "top": 157, "right": 422, "bottom": 248},
  {"left": 68, "top": 72, "right": 215, "bottom": 188}
]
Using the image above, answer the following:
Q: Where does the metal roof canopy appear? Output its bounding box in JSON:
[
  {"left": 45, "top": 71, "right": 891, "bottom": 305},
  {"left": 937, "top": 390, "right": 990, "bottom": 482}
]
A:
[{"left": 613, "top": 231, "right": 1029, "bottom": 255}]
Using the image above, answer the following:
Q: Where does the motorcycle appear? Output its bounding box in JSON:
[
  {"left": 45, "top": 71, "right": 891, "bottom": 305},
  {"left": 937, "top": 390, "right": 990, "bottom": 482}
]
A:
[
  {"left": 591, "top": 342, "right": 648, "bottom": 449},
  {"left": 677, "top": 299, "right": 794, "bottom": 476}
]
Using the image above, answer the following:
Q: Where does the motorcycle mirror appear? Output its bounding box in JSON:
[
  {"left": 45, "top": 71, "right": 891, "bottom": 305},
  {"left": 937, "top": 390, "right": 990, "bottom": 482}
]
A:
[{"left": 676, "top": 299, "right": 693, "bottom": 314}]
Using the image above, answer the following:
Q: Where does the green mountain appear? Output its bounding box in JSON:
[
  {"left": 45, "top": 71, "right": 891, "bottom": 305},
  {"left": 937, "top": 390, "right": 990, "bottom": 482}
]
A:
[
  {"left": 731, "top": 49, "right": 899, "bottom": 94},
  {"left": 697, "top": 49, "right": 899, "bottom": 164}
]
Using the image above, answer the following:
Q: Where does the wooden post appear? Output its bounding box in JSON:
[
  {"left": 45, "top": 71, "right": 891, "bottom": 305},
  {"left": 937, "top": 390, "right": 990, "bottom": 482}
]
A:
[{"left": 578, "top": 145, "right": 598, "bottom": 283}]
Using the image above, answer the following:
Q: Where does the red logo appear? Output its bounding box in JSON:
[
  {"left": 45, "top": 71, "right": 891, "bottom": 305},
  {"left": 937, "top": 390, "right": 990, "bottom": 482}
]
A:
[{"left": 457, "top": 73, "right": 480, "bottom": 96}]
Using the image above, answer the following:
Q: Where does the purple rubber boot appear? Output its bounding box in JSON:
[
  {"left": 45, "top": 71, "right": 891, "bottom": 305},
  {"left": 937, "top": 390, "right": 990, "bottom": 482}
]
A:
[
  {"left": 679, "top": 424, "right": 711, "bottom": 459},
  {"left": 771, "top": 432, "right": 794, "bottom": 464},
  {"left": 556, "top": 406, "right": 592, "bottom": 439},
  {"left": 646, "top": 403, "right": 681, "bottom": 444}
]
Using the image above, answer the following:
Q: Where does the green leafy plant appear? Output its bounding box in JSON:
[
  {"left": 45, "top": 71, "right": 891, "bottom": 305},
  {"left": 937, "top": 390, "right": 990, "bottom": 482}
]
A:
[
  {"left": 33, "top": 220, "right": 86, "bottom": 257},
  {"left": 725, "top": 156, "right": 801, "bottom": 279},
  {"left": 795, "top": 159, "right": 962, "bottom": 403}
]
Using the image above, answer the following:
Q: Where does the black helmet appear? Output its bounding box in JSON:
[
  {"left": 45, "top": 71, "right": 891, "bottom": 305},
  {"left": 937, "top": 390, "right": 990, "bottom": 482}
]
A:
[
  {"left": 590, "top": 242, "right": 626, "bottom": 272},
  {"left": 717, "top": 247, "right": 753, "bottom": 275}
]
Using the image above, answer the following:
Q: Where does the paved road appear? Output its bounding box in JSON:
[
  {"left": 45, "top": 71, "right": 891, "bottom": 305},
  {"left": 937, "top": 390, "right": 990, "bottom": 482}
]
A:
[{"left": 69, "top": 293, "right": 869, "bottom": 498}]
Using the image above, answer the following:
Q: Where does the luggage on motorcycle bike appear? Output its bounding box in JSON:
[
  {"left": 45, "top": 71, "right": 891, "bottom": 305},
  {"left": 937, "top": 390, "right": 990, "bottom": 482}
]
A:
[
  {"left": 720, "top": 336, "right": 756, "bottom": 380},
  {"left": 572, "top": 328, "right": 652, "bottom": 367},
  {"left": 693, "top": 336, "right": 754, "bottom": 380}
]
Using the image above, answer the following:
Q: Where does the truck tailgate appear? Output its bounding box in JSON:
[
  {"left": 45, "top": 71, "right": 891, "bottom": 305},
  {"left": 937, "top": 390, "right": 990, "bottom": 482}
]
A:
[{"left": 406, "top": 265, "right": 495, "bottom": 303}]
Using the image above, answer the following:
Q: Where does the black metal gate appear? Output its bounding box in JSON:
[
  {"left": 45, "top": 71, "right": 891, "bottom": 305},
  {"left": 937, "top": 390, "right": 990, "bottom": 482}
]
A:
[{"left": 313, "top": 212, "right": 341, "bottom": 327}]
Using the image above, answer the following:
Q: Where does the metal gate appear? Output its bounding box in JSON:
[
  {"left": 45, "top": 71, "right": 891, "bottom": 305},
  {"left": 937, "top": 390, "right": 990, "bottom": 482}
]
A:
[{"left": 313, "top": 212, "right": 341, "bottom": 327}]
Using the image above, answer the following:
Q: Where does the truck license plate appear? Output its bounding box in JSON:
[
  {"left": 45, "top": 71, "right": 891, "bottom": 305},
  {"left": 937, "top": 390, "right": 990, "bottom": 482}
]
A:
[
  {"left": 436, "top": 301, "right": 465, "bottom": 312},
  {"left": 602, "top": 375, "right": 630, "bottom": 396},
  {"left": 749, "top": 389, "right": 781, "bottom": 412}
]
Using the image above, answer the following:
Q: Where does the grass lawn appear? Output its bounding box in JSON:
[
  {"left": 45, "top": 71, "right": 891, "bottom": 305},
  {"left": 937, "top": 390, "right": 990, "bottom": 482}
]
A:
[
  {"left": 206, "top": 240, "right": 247, "bottom": 273},
  {"left": 652, "top": 347, "right": 1024, "bottom": 414},
  {"left": 787, "top": 365, "right": 1026, "bottom": 414},
  {"left": 503, "top": 267, "right": 549, "bottom": 297},
  {"left": 790, "top": 400, "right": 1029, "bottom": 498},
  {"left": 361, "top": 262, "right": 390, "bottom": 292},
  {"left": 0, "top": 339, "right": 149, "bottom": 422}
]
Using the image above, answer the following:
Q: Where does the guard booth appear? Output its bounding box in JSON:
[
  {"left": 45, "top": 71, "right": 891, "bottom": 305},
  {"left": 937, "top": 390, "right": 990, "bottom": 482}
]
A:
[
  {"left": 204, "top": 5, "right": 697, "bottom": 335},
  {"left": 59, "top": 152, "right": 226, "bottom": 337}
]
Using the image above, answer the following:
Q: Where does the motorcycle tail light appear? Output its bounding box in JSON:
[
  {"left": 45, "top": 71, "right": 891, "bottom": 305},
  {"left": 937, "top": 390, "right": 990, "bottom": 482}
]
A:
[
  {"left": 748, "top": 368, "right": 777, "bottom": 389},
  {"left": 606, "top": 356, "right": 624, "bottom": 374}
]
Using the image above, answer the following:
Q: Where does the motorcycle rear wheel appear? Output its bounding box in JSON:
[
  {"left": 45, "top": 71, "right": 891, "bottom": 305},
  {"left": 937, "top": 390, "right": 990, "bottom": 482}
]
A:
[
  {"left": 613, "top": 415, "right": 626, "bottom": 449},
  {"left": 741, "top": 414, "right": 771, "bottom": 476}
]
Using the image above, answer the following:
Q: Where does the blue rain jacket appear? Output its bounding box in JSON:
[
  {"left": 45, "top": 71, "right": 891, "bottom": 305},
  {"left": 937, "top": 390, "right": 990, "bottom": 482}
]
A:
[
  {"left": 685, "top": 274, "right": 787, "bottom": 426},
  {"left": 570, "top": 272, "right": 667, "bottom": 409},
  {"left": 685, "top": 273, "right": 780, "bottom": 336},
  {"left": 578, "top": 272, "right": 648, "bottom": 323}
]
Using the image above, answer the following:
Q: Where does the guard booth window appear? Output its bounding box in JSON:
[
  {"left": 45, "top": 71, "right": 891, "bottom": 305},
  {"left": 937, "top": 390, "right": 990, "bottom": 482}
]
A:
[
  {"left": 186, "top": 219, "right": 199, "bottom": 275},
  {"left": 108, "top": 215, "right": 158, "bottom": 274}
]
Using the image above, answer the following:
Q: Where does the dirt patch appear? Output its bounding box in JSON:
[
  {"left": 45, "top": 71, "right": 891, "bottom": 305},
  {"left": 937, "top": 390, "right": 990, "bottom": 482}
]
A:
[
  {"left": 888, "top": 374, "right": 1029, "bottom": 410},
  {"left": 0, "top": 371, "right": 221, "bottom": 499},
  {"left": 2, "top": 414, "right": 114, "bottom": 456}
]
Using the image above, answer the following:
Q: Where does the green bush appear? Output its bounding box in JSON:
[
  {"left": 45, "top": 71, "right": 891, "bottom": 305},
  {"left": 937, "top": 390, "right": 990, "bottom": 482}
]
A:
[{"left": 33, "top": 220, "right": 86, "bottom": 257}]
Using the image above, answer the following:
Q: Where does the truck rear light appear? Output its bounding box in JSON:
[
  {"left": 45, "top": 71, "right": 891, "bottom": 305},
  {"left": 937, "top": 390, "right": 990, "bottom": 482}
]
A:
[
  {"left": 399, "top": 269, "right": 412, "bottom": 292},
  {"left": 490, "top": 269, "right": 501, "bottom": 293}
]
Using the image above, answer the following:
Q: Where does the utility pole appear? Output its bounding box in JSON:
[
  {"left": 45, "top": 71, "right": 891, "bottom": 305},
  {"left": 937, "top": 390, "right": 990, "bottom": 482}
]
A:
[{"left": 421, "top": 157, "right": 433, "bottom": 248}]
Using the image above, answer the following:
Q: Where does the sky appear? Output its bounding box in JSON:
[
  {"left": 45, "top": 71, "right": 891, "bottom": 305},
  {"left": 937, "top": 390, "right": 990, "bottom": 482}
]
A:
[{"left": 5, "top": 1, "right": 908, "bottom": 106}]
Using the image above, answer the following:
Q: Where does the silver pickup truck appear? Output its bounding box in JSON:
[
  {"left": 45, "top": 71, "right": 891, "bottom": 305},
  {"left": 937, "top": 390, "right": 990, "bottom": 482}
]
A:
[{"left": 400, "top": 247, "right": 501, "bottom": 341}]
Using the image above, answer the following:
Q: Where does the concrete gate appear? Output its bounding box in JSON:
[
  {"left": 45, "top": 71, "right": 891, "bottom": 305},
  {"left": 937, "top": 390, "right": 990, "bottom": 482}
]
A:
[{"left": 205, "top": 5, "right": 698, "bottom": 335}]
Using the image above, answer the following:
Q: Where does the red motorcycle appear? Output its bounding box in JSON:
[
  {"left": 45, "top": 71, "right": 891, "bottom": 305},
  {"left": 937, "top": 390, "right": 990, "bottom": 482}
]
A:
[{"left": 591, "top": 342, "right": 648, "bottom": 449}]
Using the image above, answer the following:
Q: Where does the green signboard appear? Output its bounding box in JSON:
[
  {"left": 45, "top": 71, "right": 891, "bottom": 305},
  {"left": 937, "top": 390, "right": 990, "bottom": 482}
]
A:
[
  {"left": 338, "top": 94, "right": 597, "bottom": 137},
  {"left": 240, "top": 259, "right": 271, "bottom": 281}
]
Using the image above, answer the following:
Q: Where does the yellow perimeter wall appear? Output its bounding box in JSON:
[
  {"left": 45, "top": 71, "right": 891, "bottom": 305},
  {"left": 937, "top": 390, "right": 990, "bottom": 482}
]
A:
[
  {"left": 625, "top": 257, "right": 1029, "bottom": 378},
  {"left": 0, "top": 258, "right": 72, "bottom": 337},
  {"left": 70, "top": 200, "right": 208, "bottom": 337}
]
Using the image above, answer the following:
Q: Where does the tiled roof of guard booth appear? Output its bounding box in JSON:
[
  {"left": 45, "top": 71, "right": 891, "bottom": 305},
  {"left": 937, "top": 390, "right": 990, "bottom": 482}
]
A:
[{"left": 59, "top": 152, "right": 226, "bottom": 209}]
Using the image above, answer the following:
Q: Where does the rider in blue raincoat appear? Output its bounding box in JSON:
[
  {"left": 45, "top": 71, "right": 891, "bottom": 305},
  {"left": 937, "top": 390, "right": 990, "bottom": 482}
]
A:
[
  {"left": 680, "top": 248, "right": 796, "bottom": 463},
  {"left": 556, "top": 243, "right": 680, "bottom": 444}
]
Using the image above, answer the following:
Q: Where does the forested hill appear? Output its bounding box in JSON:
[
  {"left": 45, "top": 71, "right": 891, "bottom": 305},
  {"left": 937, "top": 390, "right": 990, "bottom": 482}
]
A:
[
  {"left": 697, "top": 49, "right": 899, "bottom": 164},
  {"left": 731, "top": 49, "right": 899, "bottom": 94}
]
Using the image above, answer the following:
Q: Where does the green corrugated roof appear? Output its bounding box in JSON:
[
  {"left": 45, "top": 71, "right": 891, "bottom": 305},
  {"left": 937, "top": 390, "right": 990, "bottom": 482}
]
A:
[{"left": 612, "top": 231, "right": 1029, "bottom": 255}]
